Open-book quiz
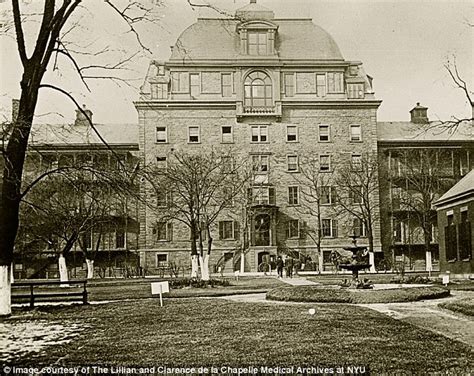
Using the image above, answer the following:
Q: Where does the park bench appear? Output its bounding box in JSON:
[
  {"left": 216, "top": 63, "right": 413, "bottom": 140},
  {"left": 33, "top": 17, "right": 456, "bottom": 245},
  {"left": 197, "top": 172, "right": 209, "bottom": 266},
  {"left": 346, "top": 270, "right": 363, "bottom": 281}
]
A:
[{"left": 12, "top": 279, "right": 88, "bottom": 308}]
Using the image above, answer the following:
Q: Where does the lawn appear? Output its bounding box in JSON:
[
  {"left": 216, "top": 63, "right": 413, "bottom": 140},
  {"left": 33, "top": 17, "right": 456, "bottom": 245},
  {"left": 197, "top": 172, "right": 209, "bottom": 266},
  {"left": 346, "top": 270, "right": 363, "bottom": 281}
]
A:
[
  {"left": 439, "top": 297, "right": 474, "bottom": 316},
  {"left": 6, "top": 298, "right": 473, "bottom": 374}
]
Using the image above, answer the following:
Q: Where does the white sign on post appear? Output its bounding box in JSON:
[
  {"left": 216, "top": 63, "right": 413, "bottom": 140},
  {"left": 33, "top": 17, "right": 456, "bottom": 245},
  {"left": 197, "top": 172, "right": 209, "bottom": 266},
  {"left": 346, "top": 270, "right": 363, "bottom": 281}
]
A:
[{"left": 151, "top": 281, "right": 170, "bottom": 306}]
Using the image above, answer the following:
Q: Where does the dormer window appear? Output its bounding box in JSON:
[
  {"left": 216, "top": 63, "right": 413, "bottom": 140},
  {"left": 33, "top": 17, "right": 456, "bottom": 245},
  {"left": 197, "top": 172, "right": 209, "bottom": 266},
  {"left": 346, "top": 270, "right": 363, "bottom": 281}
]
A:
[{"left": 248, "top": 31, "right": 267, "bottom": 55}]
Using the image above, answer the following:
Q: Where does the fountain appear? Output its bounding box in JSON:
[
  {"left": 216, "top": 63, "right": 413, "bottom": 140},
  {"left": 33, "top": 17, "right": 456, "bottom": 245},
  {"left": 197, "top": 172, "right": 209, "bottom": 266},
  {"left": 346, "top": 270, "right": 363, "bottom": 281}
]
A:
[{"left": 339, "top": 235, "right": 373, "bottom": 289}]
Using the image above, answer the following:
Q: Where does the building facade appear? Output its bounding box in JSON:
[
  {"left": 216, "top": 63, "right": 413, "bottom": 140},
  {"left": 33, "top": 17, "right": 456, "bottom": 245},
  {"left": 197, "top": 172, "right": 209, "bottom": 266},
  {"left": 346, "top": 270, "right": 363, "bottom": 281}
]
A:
[
  {"left": 378, "top": 105, "right": 474, "bottom": 272},
  {"left": 135, "top": 1, "right": 383, "bottom": 274},
  {"left": 435, "top": 169, "right": 474, "bottom": 278}
]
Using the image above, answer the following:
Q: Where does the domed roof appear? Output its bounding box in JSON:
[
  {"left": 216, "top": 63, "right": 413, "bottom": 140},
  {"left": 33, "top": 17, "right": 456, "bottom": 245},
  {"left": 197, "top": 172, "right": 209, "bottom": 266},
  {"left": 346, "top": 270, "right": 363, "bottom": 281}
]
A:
[{"left": 169, "top": 18, "right": 344, "bottom": 62}]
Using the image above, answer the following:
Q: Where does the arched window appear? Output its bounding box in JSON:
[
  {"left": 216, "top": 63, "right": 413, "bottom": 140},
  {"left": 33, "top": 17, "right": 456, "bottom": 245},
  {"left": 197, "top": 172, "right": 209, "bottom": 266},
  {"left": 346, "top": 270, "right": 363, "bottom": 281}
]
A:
[{"left": 244, "top": 71, "right": 273, "bottom": 109}]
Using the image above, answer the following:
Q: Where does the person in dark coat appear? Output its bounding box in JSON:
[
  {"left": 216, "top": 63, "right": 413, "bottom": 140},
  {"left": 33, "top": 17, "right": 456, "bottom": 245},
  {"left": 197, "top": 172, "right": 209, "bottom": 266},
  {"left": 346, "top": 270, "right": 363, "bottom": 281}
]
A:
[
  {"left": 276, "top": 256, "right": 284, "bottom": 278},
  {"left": 285, "top": 257, "right": 294, "bottom": 278}
]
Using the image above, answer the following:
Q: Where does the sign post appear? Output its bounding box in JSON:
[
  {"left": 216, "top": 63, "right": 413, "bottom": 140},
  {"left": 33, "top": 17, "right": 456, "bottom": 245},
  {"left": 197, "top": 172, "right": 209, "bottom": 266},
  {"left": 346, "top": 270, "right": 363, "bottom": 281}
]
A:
[{"left": 151, "top": 281, "right": 170, "bottom": 307}]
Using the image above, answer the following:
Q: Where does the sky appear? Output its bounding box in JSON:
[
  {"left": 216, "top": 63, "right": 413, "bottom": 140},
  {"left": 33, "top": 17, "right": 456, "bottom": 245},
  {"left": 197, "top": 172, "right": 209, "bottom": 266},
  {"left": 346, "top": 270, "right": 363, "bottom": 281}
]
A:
[{"left": 0, "top": 0, "right": 472, "bottom": 124}]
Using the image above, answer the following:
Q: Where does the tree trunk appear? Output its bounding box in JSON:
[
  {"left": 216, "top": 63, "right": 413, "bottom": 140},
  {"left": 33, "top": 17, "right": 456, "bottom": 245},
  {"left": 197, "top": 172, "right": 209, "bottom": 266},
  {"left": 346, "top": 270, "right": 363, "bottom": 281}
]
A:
[
  {"left": 10, "top": 262, "right": 14, "bottom": 284},
  {"left": 58, "top": 254, "right": 69, "bottom": 286},
  {"left": 199, "top": 253, "right": 210, "bottom": 281},
  {"left": 240, "top": 250, "right": 245, "bottom": 273},
  {"left": 190, "top": 255, "right": 199, "bottom": 278},
  {"left": 86, "top": 258, "right": 94, "bottom": 279},
  {"left": 0, "top": 265, "right": 12, "bottom": 316}
]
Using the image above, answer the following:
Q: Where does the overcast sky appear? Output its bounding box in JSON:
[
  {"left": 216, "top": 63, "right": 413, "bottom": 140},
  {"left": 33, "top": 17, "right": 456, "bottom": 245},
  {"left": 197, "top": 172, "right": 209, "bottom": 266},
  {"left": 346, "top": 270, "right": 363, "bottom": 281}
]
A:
[{"left": 0, "top": 0, "right": 472, "bottom": 124}]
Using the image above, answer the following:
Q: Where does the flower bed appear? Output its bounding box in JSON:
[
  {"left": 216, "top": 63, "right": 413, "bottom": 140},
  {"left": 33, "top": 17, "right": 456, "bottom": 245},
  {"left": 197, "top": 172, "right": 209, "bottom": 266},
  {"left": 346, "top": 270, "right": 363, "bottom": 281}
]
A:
[{"left": 266, "top": 285, "right": 450, "bottom": 304}]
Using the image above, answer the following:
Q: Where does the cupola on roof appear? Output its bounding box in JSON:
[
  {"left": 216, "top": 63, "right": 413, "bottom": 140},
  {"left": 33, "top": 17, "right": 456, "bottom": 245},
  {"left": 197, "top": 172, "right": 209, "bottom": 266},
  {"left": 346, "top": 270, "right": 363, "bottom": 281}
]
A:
[{"left": 235, "top": 0, "right": 275, "bottom": 20}]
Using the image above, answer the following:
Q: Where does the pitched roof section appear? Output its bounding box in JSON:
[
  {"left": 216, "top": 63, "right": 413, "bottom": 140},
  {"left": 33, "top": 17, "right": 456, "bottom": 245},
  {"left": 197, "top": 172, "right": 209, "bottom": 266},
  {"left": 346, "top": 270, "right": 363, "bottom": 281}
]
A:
[
  {"left": 28, "top": 123, "right": 139, "bottom": 148},
  {"left": 377, "top": 121, "right": 474, "bottom": 143},
  {"left": 435, "top": 169, "right": 474, "bottom": 208},
  {"left": 169, "top": 18, "right": 344, "bottom": 62}
]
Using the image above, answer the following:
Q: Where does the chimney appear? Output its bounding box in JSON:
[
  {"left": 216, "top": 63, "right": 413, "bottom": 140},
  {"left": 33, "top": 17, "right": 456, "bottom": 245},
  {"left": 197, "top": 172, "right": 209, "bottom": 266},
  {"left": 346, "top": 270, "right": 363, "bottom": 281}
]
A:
[
  {"left": 11, "top": 99, "right": 19, "bottom": 123},
  {"left": 75, "top": 104, "right": 93, "bottom": 127},
  {"left": 410, "top": 102, "right": 429, "bottom": 124}
]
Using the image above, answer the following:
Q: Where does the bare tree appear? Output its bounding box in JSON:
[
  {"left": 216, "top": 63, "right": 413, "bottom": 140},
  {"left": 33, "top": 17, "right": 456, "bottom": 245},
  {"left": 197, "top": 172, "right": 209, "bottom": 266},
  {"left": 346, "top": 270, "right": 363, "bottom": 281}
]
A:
[
  {"left": 335, "top": 153, "right": 380, "bottom": 259},
  {"left": 0, "top": 0, "right": 167, "bottom": 315},
  {"left": 145, "top": 149, "right": 250, "bottom": 281},
  {"left": 291, "top": 155, "right": 336, "bottom": 272}
]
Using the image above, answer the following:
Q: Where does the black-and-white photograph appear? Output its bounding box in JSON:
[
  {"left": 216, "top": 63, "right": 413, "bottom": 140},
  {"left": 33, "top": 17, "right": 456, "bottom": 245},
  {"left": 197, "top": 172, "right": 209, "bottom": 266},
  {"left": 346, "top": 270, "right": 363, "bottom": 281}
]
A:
[{"left": 0, "top": 0, "right": 473, "bottom": 374}]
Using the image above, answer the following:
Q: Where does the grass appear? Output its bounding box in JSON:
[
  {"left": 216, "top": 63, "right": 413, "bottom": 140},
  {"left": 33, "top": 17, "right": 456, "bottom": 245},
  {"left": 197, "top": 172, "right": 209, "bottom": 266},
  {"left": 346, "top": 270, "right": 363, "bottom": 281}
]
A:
[
  {"left": 7, "top": 298, "right": 472, "bottom": 374},
  {"left": 266, "top": 286, "right": 451, "bottom": 304},
  {"left": 439, "top": 297, "right": 474, "bottom": 316}
]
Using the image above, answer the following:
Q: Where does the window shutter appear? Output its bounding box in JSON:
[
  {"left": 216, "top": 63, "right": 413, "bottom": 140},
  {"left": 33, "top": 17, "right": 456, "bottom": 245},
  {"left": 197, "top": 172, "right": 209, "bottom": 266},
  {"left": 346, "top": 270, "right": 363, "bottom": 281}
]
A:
[
  {"left": 331, "top": 187, "right": 337, "bottom": 204},
  {"left": 219, "top": 221, "right": 224, "bottom": 240},
  {"left": 332, "top": 220, "right": 338, "bottom": 238},
  {"left": 167, "top": 222, "right": 173, "bottom": 241},
  {"left": 286, "top": 221, "right": 290, "bottom": 239},
  {"left": 269, "top": 187, "right": 276, "bottom": 205},
  {"left": 234, "top": 221, "right": 240, "bottom": 240},
  {"left": 247, "top": 188, "right": 253, "bottom": 204}
]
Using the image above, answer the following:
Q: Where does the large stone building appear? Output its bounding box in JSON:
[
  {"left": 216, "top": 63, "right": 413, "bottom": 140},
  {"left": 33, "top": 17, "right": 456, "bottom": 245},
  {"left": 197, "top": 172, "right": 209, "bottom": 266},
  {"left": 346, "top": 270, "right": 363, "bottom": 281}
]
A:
[
  {"left": 378, "top": 105, "right": 473, "bottom": 272},
  {"left": 135, "top": 0, "right": 383, "bottom": 274}
]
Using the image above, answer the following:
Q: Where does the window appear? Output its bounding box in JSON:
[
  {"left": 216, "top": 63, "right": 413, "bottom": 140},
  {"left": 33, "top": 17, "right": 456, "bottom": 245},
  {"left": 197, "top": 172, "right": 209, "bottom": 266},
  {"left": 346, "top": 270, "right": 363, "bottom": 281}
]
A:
[
  {"left": 286, "top": 125, "right": 298, "bottom": 142},
  {"left": 251, "top": 125, "right": 268, "bottom": 142},
  {"left": 244, "top": 71, "right": 272, "bottom": 109},
  {"left": 151, "top": 83, "right": 168, "bottom": 99},
  {"left": 221, "top": 126, "right": 233, "bottom": 143},
  {"left": 296, "top": 73, "right": 316, "bottom": 94},
  {"left": 287, "top": 220, "right": 300, "bottom": 239},
  {"left": 248, "top": 31, "right": 267, "bottom": 55},
  {"left": 327, "top": 72, "right": 344, "bottom": 93},
  {"left": 190, "top": 73, "right": 200, "bottom": 97},
  {"left": 188, "top": 126, "right": 200, "bottom": 143},
  {"left": 459, "top": 209, "right": 471, "bottom": 260},
  {"left": 445, "top": 214, "right": 457, "bottom": 262},
  {"left": 156, "top": 253, "right": 168, "bottom": 267},
  {"left": 284, "top": 73, "right": 294, "bottom": 97},
  {"left": 153, "top": 222, "right": 172, "bottom": 241},
  {"left": 156, "top": 126, "right": 167, "bottom": 143},
  {"left": 353, "top": 218, "right": 367, "bottom": 237},
  {"left": 350, "top": 124, "right": 362, "bottom": 141},
  {"left": 319, "top": 124, "right": 330, "bottom": 142},
  {"left": 347, "top": 83, "right": 365, "bottom": 99},
  {"left": 316, "top": 74, "right": 326, "bottom": 97},
  {"left": 391, "top": 187, "right": 401, "bottom": 210},
  {"left": 219, "top": 221, "right": 237, "bottom": 240},
  {"left": 322, "top": 219, "right": 338, "bottom": 238},
  {"left": 156, "top": 190, "right": 169, "bottom": 207},
  {"left": 252, "top": 155, "right": 269, "bottom": 173},
  {"left": 288, "top": 186, "right": 299, "bottom": 205},
  {"left": 221, "top": 73, "right": 233, "bottom": 97},
  {"left": 350, "top": 186, "right": 363, "bottom": 204},
  {"left": 171, "top": 72, "right": 189, "bottom": 93},
  {"left": 287, "top": 155, "right": 299, "bottom": 172},
  {"left": 116, "top": 230, "right": 125, "bottom": 248},
  {"left": 351, "top": 154, "right": 362, "bottom": 171},
  {"left": 156, "top": 156, "right": 167, "bottom": 171},
  {"left": 320, "top": 186, "right": 336, "bottom": 205},
  {"left": 319, "top": 155, "right": 331, "bottom": 172},
  {"left": 250, "top": 186, "right": 275, "bottom": 205}
]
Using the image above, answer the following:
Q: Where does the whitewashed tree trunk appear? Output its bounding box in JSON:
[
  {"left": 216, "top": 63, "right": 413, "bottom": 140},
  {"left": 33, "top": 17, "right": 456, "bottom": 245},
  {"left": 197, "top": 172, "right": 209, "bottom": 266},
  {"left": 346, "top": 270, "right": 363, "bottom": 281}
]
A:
[
  {"left": 425, "top": 250, "right": 433, "bottom": 275},
  {"left": 191, "top": 255, "right": 199, "bottom": 278},
  {"left": 86, "top": 259, "right": 94, "bottom": 279},
  {"left": 10, "top": 263, "right": 14, "bottom": 284},
  {"left": 369, "top": 252, "right": 376, "bottom": 273},
  {"left": 200, "top": 254, "right": 210, "bottom": 281},
  {"left": 58, "top": 254, "right": 69, "bottom": 286},
  {"left": 240, "top": 252, "right": 245, "bottom": 274},
  {"left": 0, "top": 265, "right": 12, "bottom": 316},
  {"left": 318, "top": 252, "right": 324, "bottom": 274}
]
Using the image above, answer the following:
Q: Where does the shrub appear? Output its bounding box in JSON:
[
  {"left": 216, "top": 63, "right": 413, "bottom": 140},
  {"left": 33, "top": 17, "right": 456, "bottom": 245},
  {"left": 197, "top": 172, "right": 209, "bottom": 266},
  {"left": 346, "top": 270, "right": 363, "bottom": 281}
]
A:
[
  {"left": 169, "top": 278, "right": 230, "bottom": 289},
  {"left": 439, "top": 298, "right": 474, "bottom": 316},
  {"left": 266, "top": 286, "right": 450, "bottom": 304}
]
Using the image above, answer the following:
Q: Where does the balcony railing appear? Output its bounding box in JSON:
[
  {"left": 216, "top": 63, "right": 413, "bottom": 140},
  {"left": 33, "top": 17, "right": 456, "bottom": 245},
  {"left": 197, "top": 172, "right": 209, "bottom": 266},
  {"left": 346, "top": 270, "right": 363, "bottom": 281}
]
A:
[{"left": 236, "top": 101, "right": 282, "bottom": 121}]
